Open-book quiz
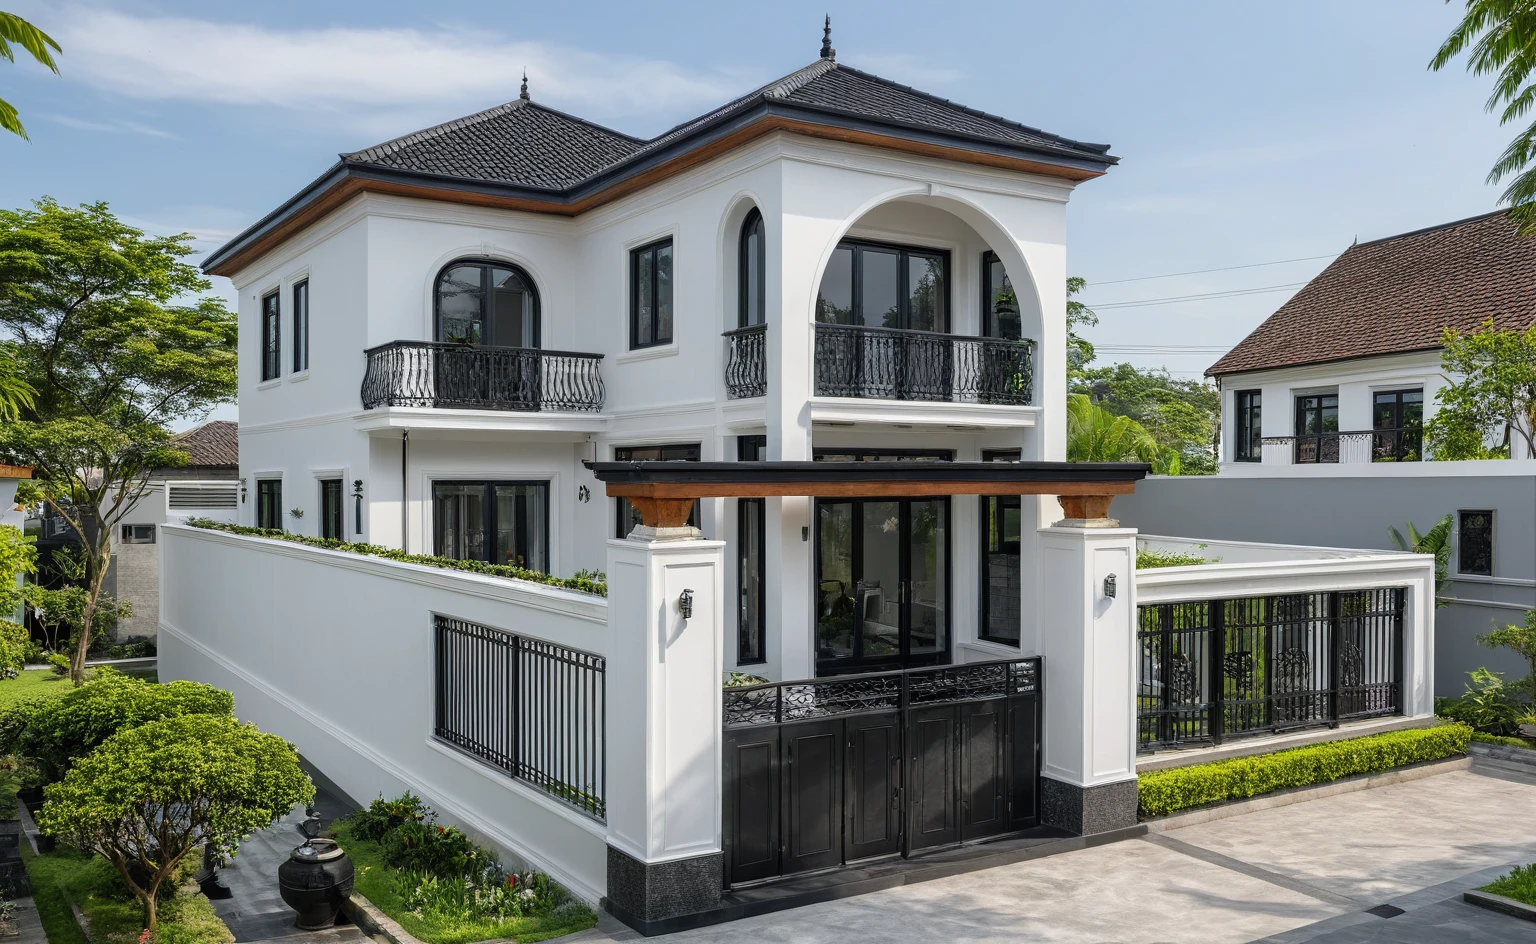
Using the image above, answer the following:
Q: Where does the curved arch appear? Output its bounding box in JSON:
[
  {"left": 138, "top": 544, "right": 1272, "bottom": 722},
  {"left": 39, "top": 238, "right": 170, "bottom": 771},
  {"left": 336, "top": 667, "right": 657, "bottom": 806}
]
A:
[
  {"left": 417, "top": 244, "right": 553, "bottom": 344},
  {"left": 433, "top": 257, "right": 542, "bottom": 348}
]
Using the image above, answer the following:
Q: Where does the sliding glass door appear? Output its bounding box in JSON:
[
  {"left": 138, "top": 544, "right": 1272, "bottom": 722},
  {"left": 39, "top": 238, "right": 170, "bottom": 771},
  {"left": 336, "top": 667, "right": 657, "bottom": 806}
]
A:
[{"left": 433, "top": 481, "right": 548, "bottom": 573}]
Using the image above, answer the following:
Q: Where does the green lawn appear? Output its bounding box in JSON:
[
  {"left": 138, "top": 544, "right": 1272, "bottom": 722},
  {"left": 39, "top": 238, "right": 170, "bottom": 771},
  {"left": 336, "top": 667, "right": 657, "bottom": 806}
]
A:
[
  {"left": 0, "top": 671, "right": 73, "bottom": 710},
  {"left": 21, "top": 845, "right": 231, "bottom": 944},
  {"left": 1481, "top": 863, "right": 1536, "bottom": 905},
  {"left": 334, "top": 826, "right": 595, "bottom": 944}
]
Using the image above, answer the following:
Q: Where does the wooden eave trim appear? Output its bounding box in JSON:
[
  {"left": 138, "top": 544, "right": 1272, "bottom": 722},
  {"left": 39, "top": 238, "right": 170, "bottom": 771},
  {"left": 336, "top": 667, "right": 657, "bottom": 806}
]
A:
[
  {"left": 603, "top": 480, "right": 1138, "bottom": 499},
  {"left": 205, "top": 115, "right": 1108, "bottom": 278},
  {"left": 0, "top": 464, "right": 32, "bottom": 479}
]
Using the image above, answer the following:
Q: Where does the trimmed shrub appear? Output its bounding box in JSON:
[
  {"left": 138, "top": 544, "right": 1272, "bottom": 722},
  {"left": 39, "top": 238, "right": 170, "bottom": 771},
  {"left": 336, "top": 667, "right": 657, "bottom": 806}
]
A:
[
  {"left": 1138, "top": 723, "right": 1472, "bottom": 818},
  {"left": 1471, "top": 731, "right": 1535, "bottom": 750},
  {"left": 348, "top": 793, "right": 432, "bottom": 842},
  {"left": 0, "top": 619, "right": 29, "bottom": 676}
]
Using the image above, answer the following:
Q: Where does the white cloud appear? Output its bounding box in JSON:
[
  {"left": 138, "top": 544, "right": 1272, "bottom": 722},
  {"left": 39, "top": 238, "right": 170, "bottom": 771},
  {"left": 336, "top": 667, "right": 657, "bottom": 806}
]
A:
[
  {"left": 48, "top": 115, "right": 177, "bottom": 138},
  {"left": 46, "top": 8, "right": 744, "bottom": 133}
]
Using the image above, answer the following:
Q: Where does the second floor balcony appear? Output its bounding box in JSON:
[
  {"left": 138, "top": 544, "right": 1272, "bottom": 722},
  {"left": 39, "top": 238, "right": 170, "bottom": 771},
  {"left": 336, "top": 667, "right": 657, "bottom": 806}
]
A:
[
  {"left": 813, "top": 323, "right": 1034, "bottom": 405},
  {"left": 1259, "top": 426, "right": 1423, "bottom": 464},
  {"left": 361, "top": 341, "right": 605, "bottom": 413}
]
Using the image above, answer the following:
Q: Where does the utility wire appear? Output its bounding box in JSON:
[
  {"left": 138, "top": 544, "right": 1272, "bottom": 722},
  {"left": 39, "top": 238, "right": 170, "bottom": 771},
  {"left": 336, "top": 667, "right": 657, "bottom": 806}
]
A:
[
  {"left": 1086, "top": 282, "right": 1307, "bottom": 310},
  {"left": 1086, "top": 253, "right": 1337, "bottom": 286}
]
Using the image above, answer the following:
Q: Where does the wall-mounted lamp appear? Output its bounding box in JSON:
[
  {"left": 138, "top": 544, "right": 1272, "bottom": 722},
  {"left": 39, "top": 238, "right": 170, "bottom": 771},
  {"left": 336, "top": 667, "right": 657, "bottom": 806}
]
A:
[
  {"left": 239, "top": 477, "right": 247, "bottom": 505},
  {"left": 577, "top": 485, "right": 590, "bottom": 503},
  {"left": 801, "top": 526, "right": 809, "bottom": 542},
  {"left": 678, "top": 589, "right": 694, "bottom": 621},
  {"left": 352, "top": 480, "right": 364, "bottom": 535},
  {"left": 1103, "top": 574, "right": 1118, "bottom": 599}
]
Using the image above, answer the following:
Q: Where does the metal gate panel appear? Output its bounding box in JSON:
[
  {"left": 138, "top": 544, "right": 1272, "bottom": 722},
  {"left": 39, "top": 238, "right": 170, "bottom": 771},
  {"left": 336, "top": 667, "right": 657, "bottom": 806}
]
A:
[
  {"left": 844, "top": 713, "right": 901, "bottom": 861},
  {"left": 959, "top": 700, "right": 1006, "bottom": 840},
  {"left": 907, "top": 705, "right": 960, "bottom": 851},
  {"left": 782, "top": 721, "right": 843, "bottom": 875},
  {"left": 1005, "top": 694, "right": 1041, "bottom": 831},
  {"left": 722, "top": 726, "right": 780, "bottom": 884}
]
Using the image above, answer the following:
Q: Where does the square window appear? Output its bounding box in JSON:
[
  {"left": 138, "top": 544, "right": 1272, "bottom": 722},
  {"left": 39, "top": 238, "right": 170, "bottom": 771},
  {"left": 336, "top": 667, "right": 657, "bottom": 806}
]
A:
[{"left": 119, "top": 524, "right": 156, "bottom": 544}]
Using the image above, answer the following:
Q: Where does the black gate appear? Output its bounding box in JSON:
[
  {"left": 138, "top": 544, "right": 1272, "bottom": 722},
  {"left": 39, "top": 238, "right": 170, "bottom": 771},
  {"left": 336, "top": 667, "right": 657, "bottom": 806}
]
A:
[{"left": 722, "top": 658, "right": 1041, "bottom": 886}]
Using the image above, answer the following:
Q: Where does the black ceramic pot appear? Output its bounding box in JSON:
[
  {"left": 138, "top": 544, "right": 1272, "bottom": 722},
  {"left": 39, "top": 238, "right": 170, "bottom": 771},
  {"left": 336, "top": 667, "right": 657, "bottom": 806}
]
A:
[{"left": 278, "top": 840, "right": 354, "bottom": 930}]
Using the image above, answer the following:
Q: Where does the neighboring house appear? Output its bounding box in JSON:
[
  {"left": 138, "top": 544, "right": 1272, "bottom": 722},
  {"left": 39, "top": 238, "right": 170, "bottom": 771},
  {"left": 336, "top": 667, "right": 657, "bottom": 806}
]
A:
[{"left": 1116, "top": 210, "right": 1536, "bottom": 695}]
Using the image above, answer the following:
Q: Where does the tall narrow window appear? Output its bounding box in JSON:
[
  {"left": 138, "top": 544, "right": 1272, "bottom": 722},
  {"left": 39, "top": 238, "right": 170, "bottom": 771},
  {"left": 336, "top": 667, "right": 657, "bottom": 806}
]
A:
[
  {"left": 260, "top": 292, "right": 281, "bottom": 381},
  {"left": 1458, "top": 510, "right": 1494, "bottom": 576},
  {"left": 256, "top": 479, "right": 282, "bottom": 530},
  {"left": 1234, "top": 390, "right": 1262, "bottom": 462},
  {"left": 980, "top": 449, "right": 1022, "bottom": 646},
  {"left": 435, "top": 261, "right": 540, "bottom": 348},
  {"left": 1294, "top": 393, "right": 1339, "bottom": 463},
  {"left": 737, "top": 435, "right": 767, "bottom": 665},
  {"left": 319, "top": 478, "right": 343, "bottom": 540},
  {"left": 629, "top": 238, "right": 674, "bottom": 349},
  {"left": 739, "top": 210, "right": 765, "bottom": 328},
  {"left": 1372, "top": 388, "right": 1423, "bottom": 462},
  {"left": 981, "top": 250, "right": 1020, "bottom": 340},
  {"left": 291, "top": 280, "right": 309, "bottom": 373},
  {"left": 614, "top": 443, "right": 699, "bottom": 536},
  {"left": 432, "top": 481, "right": 549, "bottom": 573}
]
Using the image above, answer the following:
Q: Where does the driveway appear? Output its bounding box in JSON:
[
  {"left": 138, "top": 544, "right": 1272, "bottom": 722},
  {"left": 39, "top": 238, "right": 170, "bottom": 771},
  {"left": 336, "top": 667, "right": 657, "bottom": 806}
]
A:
[{"left": 583, "top": 761, "right": 1536, "bottom": 943}]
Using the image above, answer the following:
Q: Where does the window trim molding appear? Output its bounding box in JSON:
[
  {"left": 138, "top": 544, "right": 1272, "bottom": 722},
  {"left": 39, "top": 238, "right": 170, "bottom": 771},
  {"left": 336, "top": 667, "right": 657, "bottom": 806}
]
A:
[
  {"left": 629, "top": 236, "right": 676, "bottom": 350},
  {"left": 433, "top": 257, "right": 543, "bottom": 349}
]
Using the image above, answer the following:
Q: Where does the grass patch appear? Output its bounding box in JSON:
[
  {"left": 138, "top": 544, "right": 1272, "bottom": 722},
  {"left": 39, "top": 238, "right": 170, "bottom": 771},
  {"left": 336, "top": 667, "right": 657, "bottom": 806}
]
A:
[
  {"left": 1138, "top": 723, "right": 1472, "bottom": 818},
  {"left": 334, "top": 824, "right": 595, "bottom": 944},
  {"left": 0, "top": 671, "right": 73, "bottom": 711},
  {"left": 21, "top": 845, "right": 231, "bottom": 944},
  {"left": 1471, "top": 731, "right": 1535, "bottom": 750},
  {"left": 1481, "top": 863, "right": 1536, "bottom": 906}
]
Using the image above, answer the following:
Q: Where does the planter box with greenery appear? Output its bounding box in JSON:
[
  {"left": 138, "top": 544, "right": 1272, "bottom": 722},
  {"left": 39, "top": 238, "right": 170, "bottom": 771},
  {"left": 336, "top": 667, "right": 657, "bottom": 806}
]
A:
[
  {"left": 1466, "top": 864, "right": 1536, "bottom": 923},
  {"left": 1137, "top": 724, "right": 1472, "bottom": 818}
]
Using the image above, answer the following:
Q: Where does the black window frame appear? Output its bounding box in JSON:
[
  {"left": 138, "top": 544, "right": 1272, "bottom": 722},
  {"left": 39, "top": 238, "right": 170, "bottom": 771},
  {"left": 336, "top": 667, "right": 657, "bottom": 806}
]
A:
[
  {"left": 1458, "top": 509, "right": 1494, "bottom": 576},
  {"left": 260, "top": 291, "right": 281, "bottom": 382},
  {"left": 815, "top": 237, "right": 951, "bottom": 332},
  {"left": 319, "top": 478, "right": 344, "bottom": 541},
  {"left": 292, "top": 279, "right": 309, "bottom": 373},
  {"left": 1371, "top": 387, "right": 1424, "bottom": 462},
  {"left": 979, "top": 449, "right": 1023, "bottom": 646},
  {"left": 1234, "top": 390, "right": 1262, "bottom": 462},
  {"left": 256, "top": 479, "right": 282, "bottom": 530},
  {"left": 119, "top": 524, "right": 156, "bottom": 545},
  {"left": 629, "top": 237, "right": 675, "bottom": 350},
  {"left": 1293, "top": 393, "right": 1340, "bottom": 464},
  {"left": 981, "top": 250, "right": 1020, "bottom": 340},
  {"left": 433, "top": 258, "right": 542, "bottom": 349},
  {"left": 736, "top": 435, "right": 768, "bottom": 665},
  {"left": 614, "top": 443, "right": 700, "bottom": 536},
  {"left": 432, "top": 479, "right": 551, "bottom": 572},
  {"left": 739, "top": 209, "right": 765, "bottom": 329}
]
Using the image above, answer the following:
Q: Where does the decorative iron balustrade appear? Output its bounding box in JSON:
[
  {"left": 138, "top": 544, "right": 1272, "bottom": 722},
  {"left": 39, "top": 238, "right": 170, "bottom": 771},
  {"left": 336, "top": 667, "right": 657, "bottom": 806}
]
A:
[
  {"left": 1260, "top": 427, "right": 1423, "bottom": 464},
  {"left": 433, "top": 615, "right": 606, "bottom": 819},
  {"left": 813, "top": 324, "right": 1034, "bottom": 405},
  {"left": 724, "top": 657, "right": 1040, "bottom": 729},
  {"left": 361, "top": 341, "right": 605, "bottom": 412},
  {"left": 1136, "top": 589, "right": 1404, "bottom": 752},
  {"left": 723, "top": 323, "right": 767, "bottom": 399}
]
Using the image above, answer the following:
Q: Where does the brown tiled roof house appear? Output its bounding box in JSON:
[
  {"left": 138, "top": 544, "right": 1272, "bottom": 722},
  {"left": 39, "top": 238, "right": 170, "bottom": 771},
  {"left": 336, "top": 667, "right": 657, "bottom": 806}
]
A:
[
  {"left": 160, "top": 420, "right": 238, "bottom": 479},
  {"left": 1208, "top": 210, "right": 1536, "bottom": 377}
]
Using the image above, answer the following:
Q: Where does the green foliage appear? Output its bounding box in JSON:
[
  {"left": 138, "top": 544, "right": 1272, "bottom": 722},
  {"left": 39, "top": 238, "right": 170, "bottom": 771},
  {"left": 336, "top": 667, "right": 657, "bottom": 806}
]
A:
[
  {"left": 29, "top": 584, "right": 130, "bottom": 653},
  {"left": 1471, "top": 730, "right": 1535, "bottom": 749},
  {"left": 0, "top": 619, "right": 27, "bottom": 676},
  {"left": 1135, "top": 547, "right": 1208, "bottom": 569},
  {"left": 0, "top": 524, "right": 35, "bottom": 617},
  {"left": 381, "top": 821, "right": 497, "bottom": 878},
  {"left": 1422, "top": 321, "right": 1536, "bottom": 459},
  {"left": 37, "top": 713, "right": 313, "bottom": 930},
  {"left": 23, "top": 844, "right": 232, "bottom": 944},
  {"left": 1071, "top": 363, "right": 1220, "bottom": 474},
  {"left": 13, "top": 669, "right": 234, "bottom": 782},
  {"left": 1137, "top": 724, "right": 1472, "bottom": 818},
  {"left": 1479, "top": 610, "right": 1536, "bottom": 700},
  {"left": 0, "top": 12, "right": 61, "bottom": 140},
  {"left": 1388, "top": 515, "right": 1453, "bottom": 607},
  {"left": 1436, "top": 667, "right": 1523, "bottom": 735},
  {"left": 45, "top": 652, "right": 68, "bottom": 676},
  {"left": 1066, "top": 276, "right": 1098, "bottom": 371},
  {"left": 1480, "top": 863, "right": 1536, "bottom": 906},
  {"left": 724, "top": 672, "right": 769, "bottom": 688},
  {"left": 185, "top": 518, "right": 607, "bottom": 596},
  {"left": 106, "top": 637, "right": 156, "bottom": 660},
  {"left": 348, "top": 792, "right": 432, "bottom": 842},
  {"left": 1431, "top": 4, "right": 1536, "bottom": 235}
]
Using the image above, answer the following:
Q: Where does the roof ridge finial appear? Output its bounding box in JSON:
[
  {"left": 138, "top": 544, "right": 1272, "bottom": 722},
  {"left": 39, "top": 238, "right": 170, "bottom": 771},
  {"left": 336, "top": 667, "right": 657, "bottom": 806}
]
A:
[
  {"left": 519, "top": 69, "right": 530, "bottom": 101},
  {"left": 820, "top": 14, "right": 835, "bottom": 61}
]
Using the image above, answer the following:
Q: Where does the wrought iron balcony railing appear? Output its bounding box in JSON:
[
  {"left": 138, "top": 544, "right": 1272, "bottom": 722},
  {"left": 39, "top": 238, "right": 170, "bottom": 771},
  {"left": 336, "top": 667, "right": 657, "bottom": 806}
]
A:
[
  {"left": 1259, "top": 426, "right": 1423, "bottom": 464},
  {"left": 723, "top": 323, "right": 767, "bottom": 399},
  {"left": 361, "top": 341, "right": 605, "bottom": 413},
  {"left": 813, "top": 323, "right": 1034, "bottom": 405}
]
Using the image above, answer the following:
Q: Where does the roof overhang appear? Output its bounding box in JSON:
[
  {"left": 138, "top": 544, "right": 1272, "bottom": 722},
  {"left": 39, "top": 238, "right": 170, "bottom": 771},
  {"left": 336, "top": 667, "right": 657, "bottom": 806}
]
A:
[
  {"left": 203, "top": 103, "right": 1115, "bottom": 278},
  {"left": 0, "top": 464, "right": 32, "bottom": 480}
]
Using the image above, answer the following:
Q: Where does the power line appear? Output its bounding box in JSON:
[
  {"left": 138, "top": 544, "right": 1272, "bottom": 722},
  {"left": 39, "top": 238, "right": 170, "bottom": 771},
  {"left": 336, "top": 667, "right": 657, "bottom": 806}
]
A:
[
  {"left": 1086, "top": 282, "right": 1307, "bottom": 311},
  {"left": 1086, "top": 253, "right": 1337, "bottom": 286}
]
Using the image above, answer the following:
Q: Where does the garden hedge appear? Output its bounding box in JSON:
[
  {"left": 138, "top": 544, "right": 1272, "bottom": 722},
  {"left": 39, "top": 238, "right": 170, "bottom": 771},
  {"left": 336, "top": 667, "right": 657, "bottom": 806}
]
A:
[{"left": 1137, "top": 723, "right": 1471, "bottom": 818}]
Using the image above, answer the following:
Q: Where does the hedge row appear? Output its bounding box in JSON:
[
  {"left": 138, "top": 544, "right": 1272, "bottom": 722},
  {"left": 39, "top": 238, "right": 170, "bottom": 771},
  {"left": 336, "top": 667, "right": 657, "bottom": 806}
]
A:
[
  {"left": 184, "top": 518, "right": 607, "bottom": 596},
  {"left": 1471, "top": 731, "right": 1535, "bottom": 750},
  {"left": 1138, "top": 723, "right": 1471, "bottom": 818}
]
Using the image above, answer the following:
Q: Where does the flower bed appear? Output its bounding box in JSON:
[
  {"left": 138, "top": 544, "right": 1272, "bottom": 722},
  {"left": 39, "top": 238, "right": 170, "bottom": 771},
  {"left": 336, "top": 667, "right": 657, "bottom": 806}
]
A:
[
  {"left": 332, "top": 794, "right": 594, "bottom": 944},
  {"left": 184, "top": 519, "right": 607, "bottom": 596}
]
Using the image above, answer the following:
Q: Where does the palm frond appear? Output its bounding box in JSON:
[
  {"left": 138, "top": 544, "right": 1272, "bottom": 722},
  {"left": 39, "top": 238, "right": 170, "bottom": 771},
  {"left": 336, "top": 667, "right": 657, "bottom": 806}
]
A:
[
  {"left": 0, "top": 96, "right": 24, "bottom": 140},
  {"left": 0, "top": 12, "right": 60, "bottom": 73}
]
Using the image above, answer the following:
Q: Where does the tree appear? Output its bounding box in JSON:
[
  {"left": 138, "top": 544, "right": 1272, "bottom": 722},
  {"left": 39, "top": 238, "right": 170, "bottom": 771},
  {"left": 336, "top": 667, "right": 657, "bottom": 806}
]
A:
[
  {"left": 1066, "top": 276, "right": 1098, "bottom": 372},
  {"left": 1072, "top": 363, "right": 1220, "bottom": 473},
  {"left": 0, "top": 199, "right": 237, "bottom": 684},
  {"left": 1388, "top": 514, "right": 1453, "bottom": 606},
  {"left": 1431, "top": 3, "right": 1536, "bottom": 233},
  {"left": 0, "top": 12, "right": 60, "bottom": 140},
  {"left": 38, "top": 713, "right": 314, "bottom": 931},
  {"left": 1423, "top": 320, "right": 1536, "bottom": 459},
  {"left": 1479, "top": 610, "right": 1536, "bottom": 701},
  {"left": 0, "top": 346, "right": 33, "bottom": 420},
  {"left": 1066, "top": 393, "right": 1181, "bottom": 472}
]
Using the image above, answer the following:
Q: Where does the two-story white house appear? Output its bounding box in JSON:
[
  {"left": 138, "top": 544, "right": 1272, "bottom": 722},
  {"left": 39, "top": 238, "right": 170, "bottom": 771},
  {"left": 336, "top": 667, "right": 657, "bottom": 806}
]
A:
[{"left": 203, "top": 36, "right": 1117, "bottom": 683}]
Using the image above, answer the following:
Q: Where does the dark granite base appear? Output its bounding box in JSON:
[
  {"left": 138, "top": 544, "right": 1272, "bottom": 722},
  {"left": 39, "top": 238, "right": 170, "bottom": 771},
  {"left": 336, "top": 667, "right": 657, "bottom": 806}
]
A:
[
  {"left": 605, "top": 845, "right": 722, "bottom": 934},
  {"left": 1040, "top": 776, "right": 1138, "bottom": 835}
]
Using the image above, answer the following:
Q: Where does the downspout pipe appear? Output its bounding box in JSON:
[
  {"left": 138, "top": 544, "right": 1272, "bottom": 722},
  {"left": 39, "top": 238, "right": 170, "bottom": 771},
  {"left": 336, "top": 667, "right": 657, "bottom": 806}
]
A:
[{"left": 401, "top": 430, "right": 409, "bottom": 552}]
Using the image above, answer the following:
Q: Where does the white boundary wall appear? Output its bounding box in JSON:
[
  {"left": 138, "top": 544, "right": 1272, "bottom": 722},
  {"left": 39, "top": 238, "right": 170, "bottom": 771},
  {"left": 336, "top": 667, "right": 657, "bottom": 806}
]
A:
[
  {"left": 1135, "top": 535, "right": 1438, "bottom": 720},
  {"left": 157, "top": 523, "right": 611, "bottom": 903}
]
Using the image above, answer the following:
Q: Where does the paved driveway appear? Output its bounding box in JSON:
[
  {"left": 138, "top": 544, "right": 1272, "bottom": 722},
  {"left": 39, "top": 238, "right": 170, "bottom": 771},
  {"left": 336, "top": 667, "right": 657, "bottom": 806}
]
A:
[{"left": 583, "top": 762, "right": 1536, "bottom": 944}]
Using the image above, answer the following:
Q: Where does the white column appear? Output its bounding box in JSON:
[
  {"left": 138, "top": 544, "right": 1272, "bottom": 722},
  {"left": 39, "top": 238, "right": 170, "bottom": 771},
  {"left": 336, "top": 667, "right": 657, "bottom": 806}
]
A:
[
  {"left": 1034, "top": 523, "right": 1139, "bottom": 834},
  {"left": 603, "top": 533, "right": 725, "bottom": 928}
]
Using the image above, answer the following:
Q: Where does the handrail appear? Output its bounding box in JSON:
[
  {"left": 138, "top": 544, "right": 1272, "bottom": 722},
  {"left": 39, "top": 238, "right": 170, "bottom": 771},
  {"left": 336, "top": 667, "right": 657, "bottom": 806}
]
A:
[
  {"left": 813, "top": 323, "right": 1034, "bottom": 405},
  {"left": 361, "top": 340, "right": 606, "bottom": 412}
]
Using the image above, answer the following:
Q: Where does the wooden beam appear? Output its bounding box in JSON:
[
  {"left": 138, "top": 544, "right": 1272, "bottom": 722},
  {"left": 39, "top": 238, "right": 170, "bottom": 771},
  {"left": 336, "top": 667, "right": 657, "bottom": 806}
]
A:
[
  {"left": 627, "top": 496, "right": 698, "bottom": 530},
  {"left": 1058, "top": 494, "right": 1115, "bottom": 520}
]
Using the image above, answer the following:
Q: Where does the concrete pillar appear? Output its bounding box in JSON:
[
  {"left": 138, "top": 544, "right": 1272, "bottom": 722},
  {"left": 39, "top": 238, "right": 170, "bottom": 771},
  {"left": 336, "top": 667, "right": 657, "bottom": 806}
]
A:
[
  {"left": 603, "top": 530, "right": 726, "bottom": 932},
  {"left": 1035, "top": 519, "right": 1139, "bottom": 835}
]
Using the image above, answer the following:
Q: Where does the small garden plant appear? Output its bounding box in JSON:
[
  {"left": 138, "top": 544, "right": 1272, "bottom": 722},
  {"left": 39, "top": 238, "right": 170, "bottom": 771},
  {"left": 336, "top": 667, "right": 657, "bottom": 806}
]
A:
[
  {"left": 1135, "top": 546, "right": 1210, "bottom": 569},
  {"left": 334, "top": 793, "right": 595, "bottom": 944},
  {"left": 1480, "top": 863, "right": 1536, "bottom": 906}
]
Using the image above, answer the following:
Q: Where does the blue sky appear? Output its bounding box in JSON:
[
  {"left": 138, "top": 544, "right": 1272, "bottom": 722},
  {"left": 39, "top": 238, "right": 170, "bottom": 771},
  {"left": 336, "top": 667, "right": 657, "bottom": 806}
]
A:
[{"left": 0, "top": 0, "right": 1513, "bottom": 416}]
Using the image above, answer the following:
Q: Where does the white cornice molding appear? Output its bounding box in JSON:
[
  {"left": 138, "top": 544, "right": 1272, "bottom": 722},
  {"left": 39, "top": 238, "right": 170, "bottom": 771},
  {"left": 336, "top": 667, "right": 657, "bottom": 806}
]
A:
[
  {"left": 352, "top": 407, "right": 609, "bottom": 436},
  {"left": 809, "top": 398, "right": 1040, "bottom": 429},
  {"left": 240, "top": 409, "right": 360, "bottom": 434}
]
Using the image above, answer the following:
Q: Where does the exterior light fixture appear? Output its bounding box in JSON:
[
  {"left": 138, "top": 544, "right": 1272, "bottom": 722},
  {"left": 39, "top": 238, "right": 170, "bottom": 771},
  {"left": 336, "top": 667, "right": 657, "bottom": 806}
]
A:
[
  {"left": 578, "top": 485, "right": 590, "bottom": 503},
  {"left": 1103, "top": 574, "right": 1118, "bottom": 599},
  {"left": 352, "top": 480, "right": 364, "bottom": 535},
  {"left": 678, "top": 589, "right": 694, "bottom": 620},
  {"left": 239, "top": 477, "right": 247, "bottom": 504}
]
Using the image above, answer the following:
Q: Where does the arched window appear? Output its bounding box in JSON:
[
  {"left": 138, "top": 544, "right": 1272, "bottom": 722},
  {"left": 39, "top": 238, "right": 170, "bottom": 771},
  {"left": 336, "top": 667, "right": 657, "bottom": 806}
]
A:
[
  {"left": 738, "top": 208, "right": 765, "bottom": 328},
  {"left": 435, "top": 260, "right": 540, "bottom": 348}
]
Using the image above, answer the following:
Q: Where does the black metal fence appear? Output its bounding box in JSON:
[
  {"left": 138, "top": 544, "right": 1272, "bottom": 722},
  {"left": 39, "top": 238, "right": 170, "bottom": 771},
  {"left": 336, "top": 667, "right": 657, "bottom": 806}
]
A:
[
  {"left": 723, "top": 323, "right": 767, "bottom": 399},
  {"left": 361, "top": 341, "right": 605, "bottom": 412},
  {"left": 1137, "top": 589, "right": 1404, "bottom": 752},
  {"left": 1262, "top": 427, "right": 1422, "bottom": 464},
  {"left": 813, "top": 324, "right": 1034, "bottom": 404},
  {"left": 433, "top": 615, "right": 606, "bottom": 818}
]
